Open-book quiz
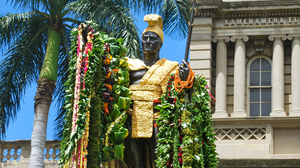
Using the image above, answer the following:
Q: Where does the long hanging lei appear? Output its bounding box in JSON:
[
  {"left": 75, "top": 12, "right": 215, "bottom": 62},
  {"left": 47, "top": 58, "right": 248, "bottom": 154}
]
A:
[
  {"left": 59, "top": 23, "right": 94, "bottom": 168},
  {"left": 155, "top": 74, "right": 219, "bottom": 168},
  {"left": 99, "top": 37, "right": 131, "bottom": 167},
  {"left": 59, "top": 22, "right": 131, "bottom": 168}
]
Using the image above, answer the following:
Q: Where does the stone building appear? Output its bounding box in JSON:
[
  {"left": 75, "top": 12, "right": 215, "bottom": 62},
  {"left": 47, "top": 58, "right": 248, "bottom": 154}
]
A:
[{"left": 189, "top": 0, "right": 300, "bottom": 167}]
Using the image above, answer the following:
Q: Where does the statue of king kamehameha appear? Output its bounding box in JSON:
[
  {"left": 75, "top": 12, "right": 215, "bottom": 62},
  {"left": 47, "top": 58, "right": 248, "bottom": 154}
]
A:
[
  {"left": 124, "top": 14, "right": 179, "bottom": 168},
  {"left": 59, "top": 10, "right": 218, "bottom": 168}
]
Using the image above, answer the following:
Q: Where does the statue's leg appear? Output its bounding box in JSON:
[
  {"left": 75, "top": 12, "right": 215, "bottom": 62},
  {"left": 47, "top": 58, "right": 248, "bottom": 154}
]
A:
[
  {"left": 147, "top": 122, "right": 158, "bottom": 168},
  {"left": 124, "top": 115, "right": 147, "bottom": 168}
]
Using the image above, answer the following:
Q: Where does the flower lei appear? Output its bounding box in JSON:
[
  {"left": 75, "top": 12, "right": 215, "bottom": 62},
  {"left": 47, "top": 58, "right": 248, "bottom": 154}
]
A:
[
  {"left": 155, "top": 74, "right": 219, "bottom": 168},
  {"left": 174, "top": 63, "right": 195, "bottom": 93},
  {"left": 59, "top": 23, "right": 95, "bottom": 168},
  {"left": 59, "top": 22, "right": 131, "bottom": 168}
]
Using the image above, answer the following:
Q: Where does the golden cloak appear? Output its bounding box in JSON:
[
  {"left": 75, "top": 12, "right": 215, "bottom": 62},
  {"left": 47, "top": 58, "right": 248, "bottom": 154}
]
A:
[{"left": 127, "top": 58, "right": 178, "bottom": 138}]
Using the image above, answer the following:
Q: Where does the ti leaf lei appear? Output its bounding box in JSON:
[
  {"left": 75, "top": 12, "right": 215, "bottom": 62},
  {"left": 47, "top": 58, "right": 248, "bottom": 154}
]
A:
[
  {"left": 99, "top": 35, "right": 131, "bottom": 167},
  {"left": 59, "top": 22, "right": 131, "bottom": 168},
  {"left": 155, "top": 74, "right": 219, "bottom": 168}
]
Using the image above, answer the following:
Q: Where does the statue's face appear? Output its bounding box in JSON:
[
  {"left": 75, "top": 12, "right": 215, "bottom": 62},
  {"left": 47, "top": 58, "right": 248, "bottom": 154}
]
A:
[{"left": 142, "top": 32, "right": 162, "bottom": 54}]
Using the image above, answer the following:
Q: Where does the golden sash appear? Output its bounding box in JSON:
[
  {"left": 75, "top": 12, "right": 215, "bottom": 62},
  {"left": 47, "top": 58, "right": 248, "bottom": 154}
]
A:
[{"left": 128, "top": 58, "right": 178, "bottom": 138}]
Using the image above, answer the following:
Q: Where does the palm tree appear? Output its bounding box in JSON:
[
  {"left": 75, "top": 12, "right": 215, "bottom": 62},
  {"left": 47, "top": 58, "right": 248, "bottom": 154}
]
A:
[{"left": 0, "top": 0, "right": 190, "bottom": 167}]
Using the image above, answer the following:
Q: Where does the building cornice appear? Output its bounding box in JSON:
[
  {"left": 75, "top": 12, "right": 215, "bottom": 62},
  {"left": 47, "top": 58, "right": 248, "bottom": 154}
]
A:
[
  {"left": 222, "top": 1, "right": 300, "bottom": 10},
  {"left": 196, "top": 11, "right": 300, "bottom": 18},
  {"left": 195, "top": 1, "right": 300, "bottom": 18},
  {"left": 212, "top": 116, "right": 300, "bottom": 124}
]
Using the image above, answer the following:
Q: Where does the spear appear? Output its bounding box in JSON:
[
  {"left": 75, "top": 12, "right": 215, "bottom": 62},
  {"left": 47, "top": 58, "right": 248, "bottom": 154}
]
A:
[{"left": 184, "top": 0, "right": 197, "bottom": 62}]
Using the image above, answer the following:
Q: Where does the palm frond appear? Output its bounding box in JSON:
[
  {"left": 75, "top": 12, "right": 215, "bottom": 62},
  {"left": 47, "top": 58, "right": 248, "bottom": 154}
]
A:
[
  {"left": 62, "top": 17, "right": 82, "bottom": 25},
  {"left": 47, "top": 0, "right": 71, "bottom": 16},
  {"left": 0, "top": 12, "right": 45, "bottom": 50},
  {"left": 0, "top": 19, "right": 47, "bottom": 138},
  {"left": 7, "top": 0, "right": 45, "bottom": 11},
  {"left": 69, "top": 0, "right": 142, "bottom": 58},
  {"left": 122, "top": 0, "right": 161, "bottom": 14},
  {"left": 160, "top": 0, "right": 190, "bottom": 40},
  {"left": 53, "top": 27, "right": 71, "bottom": 139},
  {"left": 100, "top": 3, "right": 142, "bottom": 58},
  {"left": 121, "top": 0, "right": 190, "bottom": 40}
]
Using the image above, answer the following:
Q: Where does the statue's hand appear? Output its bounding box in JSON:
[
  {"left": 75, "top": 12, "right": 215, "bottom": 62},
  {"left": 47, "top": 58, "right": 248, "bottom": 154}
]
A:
[{"left": 179, "top": 60, "right": 190, "bottom": 81}]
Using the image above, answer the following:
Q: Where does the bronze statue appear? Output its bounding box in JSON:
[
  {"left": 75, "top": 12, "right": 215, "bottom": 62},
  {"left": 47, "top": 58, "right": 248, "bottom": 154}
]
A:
[{"left": 124, "top": 14, "right": 189, "bottom": 168}]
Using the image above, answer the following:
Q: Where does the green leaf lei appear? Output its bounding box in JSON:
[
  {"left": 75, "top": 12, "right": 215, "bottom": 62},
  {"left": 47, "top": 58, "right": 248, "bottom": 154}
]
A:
[
  {"left": 155, "top": 74, "right": 219, "bottom": 168},
  {"left": 99, "top": 36, "right": 131, "bottom": 167},
  {"left": 59, "top": 22, "right": 131, "bottom": 168}
]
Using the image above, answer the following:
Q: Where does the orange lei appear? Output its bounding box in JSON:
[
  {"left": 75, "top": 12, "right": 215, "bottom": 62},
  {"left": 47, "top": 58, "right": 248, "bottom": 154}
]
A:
[{"left": 174, "top": 63, "right": 195, "bottom": 93}]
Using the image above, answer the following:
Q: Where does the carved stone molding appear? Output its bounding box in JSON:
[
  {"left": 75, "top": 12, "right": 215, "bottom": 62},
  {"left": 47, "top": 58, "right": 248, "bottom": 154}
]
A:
[
  {"left": 268, "top": 34, "right": 288, "bottom": 41},
  {"left": 288, "top": 34, "right": 300, "bottom": 40},
  {"left": 196, "top": 12, "right": 215, "bottom": 17},
  {"left": 253, "top": 40, "right": 266, "bottom": 53},
  {"left": 197, "top": 12, "right": 300, "bottom": 18},
  {"left": 214, "top": 128, "right": 266, "bottom": 140},
  {"left": 212, "top": 36, "right": 230, "bottom": 43},
  {"left": 215, "top": 12, "right": 300, "bottom": 19},
  {"left": 230, "top": 36, "right": 249, "bottom": 42}
]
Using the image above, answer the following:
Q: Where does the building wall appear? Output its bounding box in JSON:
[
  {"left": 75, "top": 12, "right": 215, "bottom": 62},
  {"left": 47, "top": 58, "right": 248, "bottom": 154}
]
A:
[
  {"left": 210, "top": 40, "right": 293, "bottom": 116},
  {"left": 190, "top": 0, "right": 300, "bottom": 167}
]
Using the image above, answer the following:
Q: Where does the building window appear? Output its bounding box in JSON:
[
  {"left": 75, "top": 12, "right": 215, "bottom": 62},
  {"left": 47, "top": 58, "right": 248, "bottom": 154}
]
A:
[{"left": 248, "top": 57, "right": 272, "bottom": 116}]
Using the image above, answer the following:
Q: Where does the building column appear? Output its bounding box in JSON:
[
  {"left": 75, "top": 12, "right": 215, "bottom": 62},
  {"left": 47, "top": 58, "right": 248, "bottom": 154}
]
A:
[
  {"left": 269, "top": 35, "right": 287, "bottom": 117},
  {"left": 231, "top": 36, "right": 249, "bottom": 117},
  {"left": 212, "top": 36, "right": 230, "bottom": 118},
  {"left": 288, "top": 35, "right": 300, "bottom": 116}
]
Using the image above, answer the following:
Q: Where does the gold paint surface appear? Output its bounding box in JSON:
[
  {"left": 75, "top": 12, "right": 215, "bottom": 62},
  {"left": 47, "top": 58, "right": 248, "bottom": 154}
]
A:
[
  {"left": 131, "top": 91, "right": 161, "bottom": 101},
  {"left": 142, "top": 14, "right": 164, "bottom": 42},
  {"left": 129, "top": 85, "right": 161, "bottom": 92},
  {"left": 132, "top": 101, "right": 153, "bottom": 138},
  {"left": 129, "top": 59, "right": 178, "bottom": 138}
]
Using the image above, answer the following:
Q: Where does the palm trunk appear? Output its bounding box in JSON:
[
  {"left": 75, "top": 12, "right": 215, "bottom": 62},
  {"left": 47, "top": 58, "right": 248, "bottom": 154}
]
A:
[
  {"left": 28, "top": 27, "right": 60, "bottom": 167},
  {"left": 29, "top": 78, "right": 56, "bottom": 167}
]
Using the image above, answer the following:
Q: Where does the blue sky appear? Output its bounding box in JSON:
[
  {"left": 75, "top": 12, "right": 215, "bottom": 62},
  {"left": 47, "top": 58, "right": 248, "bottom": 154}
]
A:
[{"left": 0, "top": 1, "right": 187, "bottom": 141}]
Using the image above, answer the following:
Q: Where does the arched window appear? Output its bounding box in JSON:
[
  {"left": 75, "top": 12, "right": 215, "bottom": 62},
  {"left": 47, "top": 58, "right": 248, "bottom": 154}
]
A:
[{"left": 248, "top": 57, "right": 272, "bottom": 116}]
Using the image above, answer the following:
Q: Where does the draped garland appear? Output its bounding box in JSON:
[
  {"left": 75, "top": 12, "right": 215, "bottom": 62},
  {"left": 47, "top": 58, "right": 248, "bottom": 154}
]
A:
[
  {"left": 155, "top": 74, "right": 219, "bottom": 168},
  {"left": 100, "top": 37, "right": 131, "bottom": 167},
  {"left": 59, "top": 22, "right": 131, "bottom": 168}
]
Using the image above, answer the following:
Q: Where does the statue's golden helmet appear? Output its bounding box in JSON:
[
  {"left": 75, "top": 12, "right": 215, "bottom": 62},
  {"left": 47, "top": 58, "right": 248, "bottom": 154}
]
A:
[{"left": 142, "top": 14, "right": 164, "bottom": 42}]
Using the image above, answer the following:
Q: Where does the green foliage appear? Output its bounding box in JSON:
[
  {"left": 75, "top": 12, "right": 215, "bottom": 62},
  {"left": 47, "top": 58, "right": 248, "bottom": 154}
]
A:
[
  {"left": 59, "top": 23, "right": 131, "bottom": 167},
  {"left": 0, "top": 13, "right": 48, "bottom": 138},
  {"left": 87, "top": 96, "right": 101, "bottom": 168},
  {"left": 0, "top": 0, "right": 191, "bottom": 140},
  {"left": 68, "top": 0, "right": 190, "bottom": 59},
  {"left": 0, "top": 0, "right": 73, "bottom": 139},
  {"left": 155, "top": 74, "right": 219, "bottom": 168},
  {"left": 59, "top": 26, "right": 94, "bottom": 164},
  {"left": 99, "top": 33, "right": 131, "bottom": 167},
  {"left": 160, "top": 0, "right": 190, "bottom": 39}
]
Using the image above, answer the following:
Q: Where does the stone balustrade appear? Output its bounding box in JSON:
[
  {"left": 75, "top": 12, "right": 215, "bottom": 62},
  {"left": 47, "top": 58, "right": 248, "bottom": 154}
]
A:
[
  {"left": 0, "top": 139, "right": 60, "bottom": 168},
  {"left": 0, "top": 140, "right": 124, "bottom": 168}
]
